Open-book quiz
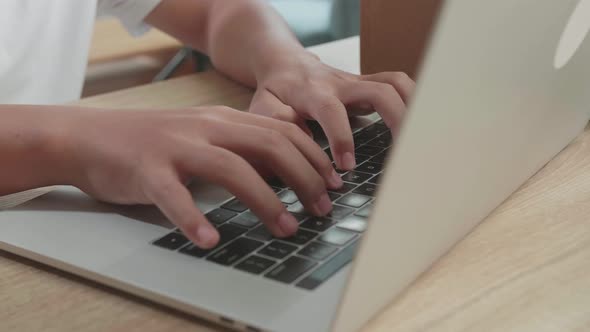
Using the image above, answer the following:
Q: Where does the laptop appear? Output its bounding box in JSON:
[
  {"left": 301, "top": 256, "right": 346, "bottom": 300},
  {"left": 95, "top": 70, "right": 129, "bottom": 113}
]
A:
[{"left": 2, "top": 1, "right": 590, "bottom": 331}]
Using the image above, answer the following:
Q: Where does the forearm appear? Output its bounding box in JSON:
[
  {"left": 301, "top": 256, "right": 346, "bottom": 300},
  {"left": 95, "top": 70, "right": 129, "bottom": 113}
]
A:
[
  {"left": 0, "top": 106, "right": 74, "bottom": 195},
  {"left": 204, "top": 0, "right": 310, "bottom": 87},
  {"left": 147, "top": 0, "right": 313, "bottom": 88}
]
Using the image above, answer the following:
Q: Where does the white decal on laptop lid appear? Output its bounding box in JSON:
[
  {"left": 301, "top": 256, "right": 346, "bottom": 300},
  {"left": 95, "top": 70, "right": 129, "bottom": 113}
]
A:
[{"left": 555, "top": 0, "right": 590, "bottom": 69}]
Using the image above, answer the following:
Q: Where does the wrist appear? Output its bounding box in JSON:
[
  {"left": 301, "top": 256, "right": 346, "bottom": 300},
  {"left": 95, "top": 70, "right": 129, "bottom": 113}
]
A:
[
  {"left": 37, "top": 107, "right": 86, "bottom": 187},
  {"left": 253, "top": 45, "right": 320, "bottom": 84}
]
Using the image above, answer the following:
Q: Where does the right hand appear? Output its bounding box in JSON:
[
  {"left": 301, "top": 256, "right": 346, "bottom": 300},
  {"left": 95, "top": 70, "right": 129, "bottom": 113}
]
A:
[{"left": 59, "top": 106, "right": 342, "bottom": 249}]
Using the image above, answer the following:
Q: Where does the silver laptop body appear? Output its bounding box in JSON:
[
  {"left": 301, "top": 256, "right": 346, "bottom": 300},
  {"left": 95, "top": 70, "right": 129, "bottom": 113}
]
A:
[{"left": 2, "top": 1, "right": 590, "bottom": 331}]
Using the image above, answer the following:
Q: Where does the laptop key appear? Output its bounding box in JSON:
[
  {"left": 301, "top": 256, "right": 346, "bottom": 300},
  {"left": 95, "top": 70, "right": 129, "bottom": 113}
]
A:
[
  {"left": 368, "top": 173, "right": 382, "bottom": 184},
  {"left": 353, "top": 183, "right": 378, "bottom": 197},
  {"left": 366, "top": 137, "right": 391, "bottom": 149},
  {"left": 319, "top": 228, "right": 357, "bottom": 246},
  {"left": 283, "top": 229, "right": 318, "bottom": 245},
  {"left": 296, "top": 242, "right": 359, "bottom": 290},
  {"left": 328, "top": 182, "right": 357, "bottom": 195},
  {"left": 292, "top": 214, "right": 309, "bottom": 222},
  {"left": 180, "top": 223, "right": 248, "bottom": 258},
  {"left": 380, "top": 131, "right": 392, "bottom": 140},
  {"left": 265, "top": 256, "right": 317, "bottom": 284},
  {"left": 356, "top": 162, "right": 382, "bottom": 174},
  {"left": 259, "top": 241, "right": 298, "bottom": 259},
  {"left": 300, "top": 217, "right": 335, "bottom": 232},
  {"left": 370, "top": 151, "right": 388, "bottom": 164},
  {"left": 328, "top": 192, "right": 341, "bottom": 202},
  {"left": 221, "top": 198, "right": 248, "bottom": 213},
  {"left": 179, "top": 243, "right": 212, "bottom": 258},
  {"left": 373, "top": 122, "right": 388, "bottom": 132},
  {"left": 230, "top": 214, "right": 260, "bottom": 228},
  {"left": 353, "top": 137, "right": 369, "bottom": 146},
  {"left": 205, "top": 208, "right": 238, "bottom": 226},
  {"left": 207, "top": 238, "right": 264, "bottom": 266},
  {"left": 333, "top": 165, "right": 348, "bottom": 174},
  {"left": 355, "top": 204, "right": 373, "bottom": 218},
  {"left": 336, "top": 193, "right": 372, "bottom": 208},
  {"left": 286, "top": 202, "right": 307, "bottom": 215},
  {"left": 218, "top": 223, "right": 249, "bottom": 241},
  {"left": 298, "top": 241, "right": 338, "bottom": 261},
  {"left": 355, "top": 154, "right": 371, "bottom": 164},
  {"left": 341, "top": 171, "right": 372, "bottom": 184},
  {"left": 278, "top": 190, "right": 299, "bottom": 205},
  {"left": 354, "top": 125, "right": 382, "bottom": 140},
  {"left": 235, "top": 255, "right": 276, "bottom": 275},
  {"left": 365, "top": 123, "right": 389, "bottom": 136},
  {"left": 246, "top": 225, "right": 273, "bottom": 241},
  {"left": 353, "top": 132, "right": 374, "bottom": 145},
  {"left": 337, "top": 215, "right": 368, "bottom": 233},
  {"left": 153, "top": 232, "right": 189, "bottom": 250},
  {"left": 267, "top": 177, "right": 287, "bottom": 188},
  {"left": 355, "top": 145, "right": 383, "bottom": 157},
  {"left": 327, "top": 205, "right": 355, "bottom": 220}
]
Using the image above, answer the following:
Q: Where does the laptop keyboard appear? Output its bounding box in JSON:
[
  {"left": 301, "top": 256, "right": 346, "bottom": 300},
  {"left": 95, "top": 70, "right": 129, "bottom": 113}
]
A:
[{"left": 151, "top": 120, "right": 391, "bottom": 290}]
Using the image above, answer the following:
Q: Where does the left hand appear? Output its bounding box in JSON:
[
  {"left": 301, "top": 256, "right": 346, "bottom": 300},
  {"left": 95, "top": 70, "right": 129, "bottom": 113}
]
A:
[{"left": 249, "top": 50, "right": 416, "bottom": 171}]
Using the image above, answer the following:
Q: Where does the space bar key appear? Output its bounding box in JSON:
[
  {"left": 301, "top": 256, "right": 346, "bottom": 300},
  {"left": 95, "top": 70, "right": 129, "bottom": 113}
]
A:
[{"left": 296, "top": 241, "right": 359, "bottom": 290}]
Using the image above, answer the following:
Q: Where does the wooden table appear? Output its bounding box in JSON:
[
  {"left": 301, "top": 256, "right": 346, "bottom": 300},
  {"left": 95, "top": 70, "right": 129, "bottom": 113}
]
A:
[
  {"left": 2, "top": 37, "right": 590, "bottom": 332},
  {"left": 89, "top": 18, "right": 181, "bottom": 65}
]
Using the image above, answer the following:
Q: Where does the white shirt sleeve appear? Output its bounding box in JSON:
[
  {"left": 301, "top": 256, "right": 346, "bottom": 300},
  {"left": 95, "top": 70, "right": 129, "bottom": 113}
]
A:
[{"left": 97, "top": 0, "right": 163, "bottom": 36}]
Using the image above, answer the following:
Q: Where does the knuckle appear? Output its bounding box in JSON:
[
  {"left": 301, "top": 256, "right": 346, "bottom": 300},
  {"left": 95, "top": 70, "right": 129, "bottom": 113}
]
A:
[
  {"left": 374, "top": 82, "right": 397, "bottom": 95},
  {"left": 314, "top": 97, "right": 344, "bottom": 114},
  {"left": 268, "top": 109, "right": 286, "bottom": 121},
  {"left": 156, "top": 177, "right": 178, "bottom": 195},
  {"left": 391, "top": 71, "right": 411, "bottom": 83},
  {"left": 253, "top": 129, "right": 287, "bottom": 158},
  {"left": 264, "top": 129, "right": 289, "bottom": 147},
  {"left": 145, "top": 175, "right": 177, "bottom": 201},
  {"left": 282, "top": 122, "right": 304, "bottom": 137},
  {"left": 206, "top": 149, "right": 235, "bottom": 172}
]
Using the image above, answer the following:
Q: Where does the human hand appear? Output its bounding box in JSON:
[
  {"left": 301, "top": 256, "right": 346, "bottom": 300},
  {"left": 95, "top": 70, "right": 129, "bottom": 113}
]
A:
[
  {"left": 60, "top": 106, "right": 342, "bottom": 248},
  {"left": 249, "top": 51, "right": 415, "bottom": 171}
]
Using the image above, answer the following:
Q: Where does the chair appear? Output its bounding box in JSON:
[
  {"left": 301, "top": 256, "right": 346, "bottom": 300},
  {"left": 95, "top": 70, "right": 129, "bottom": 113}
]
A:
[{"left": 154, "top": 0, "right": 360, "bottom": 81}]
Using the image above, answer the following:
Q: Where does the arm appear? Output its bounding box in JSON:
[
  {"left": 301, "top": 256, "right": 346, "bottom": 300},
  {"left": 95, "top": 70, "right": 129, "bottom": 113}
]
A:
[
  {"left": 144, "top": 0, "right": 303, "bottom": 87},
  {"left": 145, "top": 0, "right": 416, "bottom": 171},
  {"left": 0, "top": 106, "right": 73, "bottom": 196},
  {"left": 1, "top": 105, "right": 340, "bottom": 248}
]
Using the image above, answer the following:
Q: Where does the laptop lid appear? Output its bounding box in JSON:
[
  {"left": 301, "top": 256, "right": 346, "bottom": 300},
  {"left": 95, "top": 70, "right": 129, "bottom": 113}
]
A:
[{"left": 333, "top": 1, "right": 590, "bottom": 331}]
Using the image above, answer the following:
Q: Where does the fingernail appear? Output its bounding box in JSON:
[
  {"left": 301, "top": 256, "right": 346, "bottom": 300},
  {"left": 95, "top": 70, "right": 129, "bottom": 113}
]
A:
[
  {"left": 342, "top": 152, "right": 356, "bottom": 170},
  {"left": 329, "top": 169, "right": 343, "bottom": 188},
  {"left": 196, "top": 226, "right": 217, "bottom": 248},
  {"left": 314, "top": 193, "right": 333, "bottom": 215},
  {"left": 278, "top": 212, "right": 299, "bottom": 235}
]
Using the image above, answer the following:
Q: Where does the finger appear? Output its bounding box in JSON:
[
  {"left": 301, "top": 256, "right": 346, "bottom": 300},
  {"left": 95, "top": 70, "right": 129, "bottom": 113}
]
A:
[
  {"left": 206, "top": 123, "right": 334, "bottom": 216},
  {"left": 250, "top": 89, "right": 313, "bottom": 137},
  {"left": 206, "top": 107, "right": 341, "bottom": 190},
  {"left": 275, "top": 121, "right": 343, "bottom": 190},
  {"left": 176, "top": 144, "right": 300, "bottom": 238},
  {"left": 142, "top": 170, "right": 220, "bottom": 249},
  {"left": 361, "top": 72, "right": 416, "bottom": 105},
  {"left": 338, "top": 81, "right": 406, "bottom": 135},
  {"left": 302, "top": 94, "right": 356, "bottom": 171}
]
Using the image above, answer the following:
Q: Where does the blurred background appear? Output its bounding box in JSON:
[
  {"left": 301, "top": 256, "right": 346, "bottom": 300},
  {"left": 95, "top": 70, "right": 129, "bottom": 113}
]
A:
[{"left": 83, "top": 0, "right": 360, "bottom": 97}]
